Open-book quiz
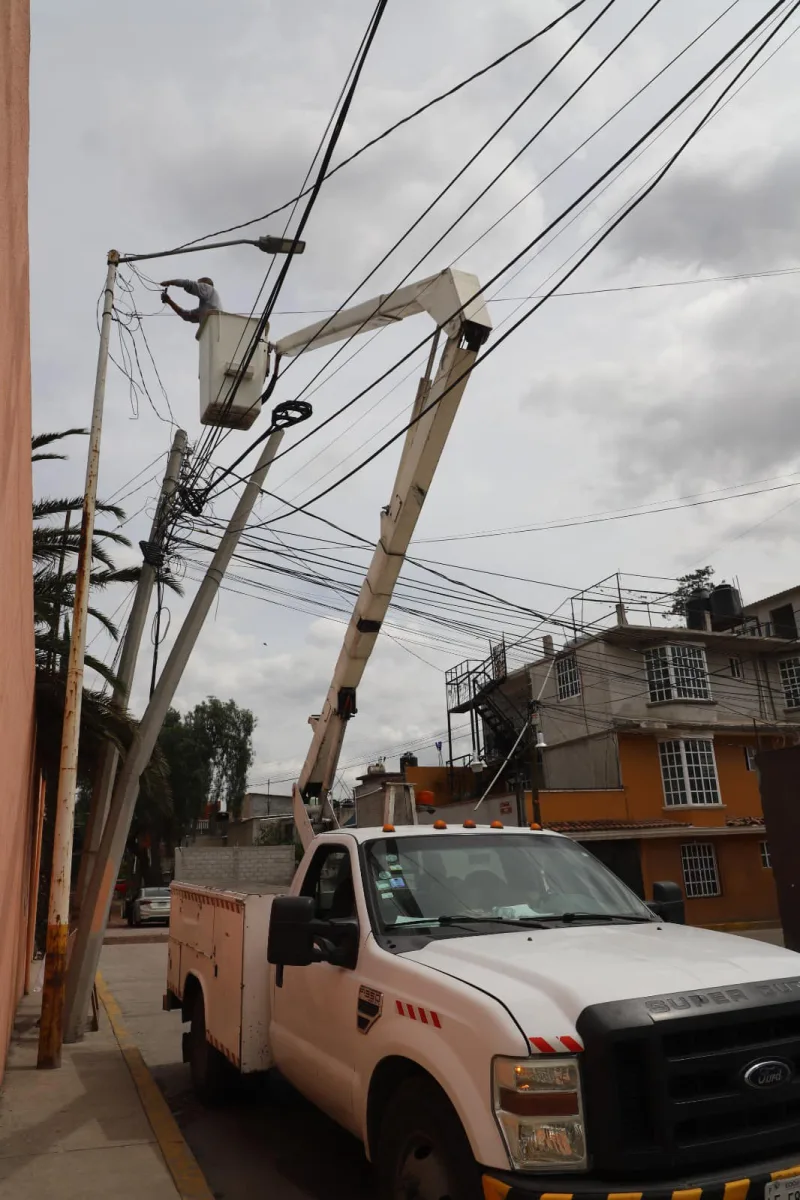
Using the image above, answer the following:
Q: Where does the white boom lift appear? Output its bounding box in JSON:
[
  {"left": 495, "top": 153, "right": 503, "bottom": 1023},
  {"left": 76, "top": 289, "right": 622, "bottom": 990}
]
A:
[{"left": 272, "top": 269, "right": 492, "bottom": 850}]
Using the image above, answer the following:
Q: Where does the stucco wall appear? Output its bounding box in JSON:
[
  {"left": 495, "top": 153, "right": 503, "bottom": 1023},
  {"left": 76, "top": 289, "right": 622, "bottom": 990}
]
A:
[{"left": 0, "top": 0, "right": 35, "bottom": 1084}]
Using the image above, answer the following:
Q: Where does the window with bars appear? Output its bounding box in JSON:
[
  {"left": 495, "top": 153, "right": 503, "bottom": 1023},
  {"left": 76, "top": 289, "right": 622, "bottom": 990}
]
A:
[
  {"left": 645, "top": 644, "right": 711, "bottom": 702},
  {"left": 556, "top": 654, "right": 581, "bottom": 700},
  {"left": 744, "top": 745, "right": 757, "bottom": 772},
  {"left": 760, "top": 841, "right": 772, "bottom": 869},
  {"left": 681, "top": 842, "right": 721, "bottom": 898},
  {"left": 779, "top": 657, "right": 800, "bottom": 710},
  {"left": 729, "top": 656, "right": 743, "bottom": 679},
  {"left": 658, "top": 739, "right": 721, "bottom": 807}
]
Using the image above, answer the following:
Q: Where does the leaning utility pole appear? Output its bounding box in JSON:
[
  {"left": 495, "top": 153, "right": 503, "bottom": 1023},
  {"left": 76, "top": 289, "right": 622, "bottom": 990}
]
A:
[
  {"left": 64, "top": 429, "right": 285, "bottom": 1041},
  {"left": 73, "top": 429, "right": 188, "bottom": 919},
  {"left": 38, "top": 250, "right": 119, "bottom": 1069}
]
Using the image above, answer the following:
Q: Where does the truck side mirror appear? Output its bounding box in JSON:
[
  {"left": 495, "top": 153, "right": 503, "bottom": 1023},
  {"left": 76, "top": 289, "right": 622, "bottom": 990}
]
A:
[
  {"left": 267, "top": 895, "right": 317, "bottom": 966},
  {"left": 649, "top": 880, "right": 685, "bottom": 925}
]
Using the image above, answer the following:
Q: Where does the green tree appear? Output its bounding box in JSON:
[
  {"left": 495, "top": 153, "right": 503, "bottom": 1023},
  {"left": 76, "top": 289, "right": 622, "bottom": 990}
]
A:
[
  {"left": 670, "top": 566, "right": 715, "bottom": 616},
  {"left": 193, "top": 697, "right": 256, "bottom": 819},
  {"left": 137, "top": 698, "right": 256, "bottom": 859}
]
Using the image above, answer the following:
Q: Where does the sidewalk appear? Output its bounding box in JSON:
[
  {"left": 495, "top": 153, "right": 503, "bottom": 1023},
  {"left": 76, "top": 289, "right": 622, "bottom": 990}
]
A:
[{"left": 0, "top": 963, "right": 213, "bottom": 1200}]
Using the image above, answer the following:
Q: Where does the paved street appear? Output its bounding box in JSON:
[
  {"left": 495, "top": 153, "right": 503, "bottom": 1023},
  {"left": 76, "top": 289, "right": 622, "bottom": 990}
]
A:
[{"left": 99, "top": 943, "right": 374, "bottom": 1200}]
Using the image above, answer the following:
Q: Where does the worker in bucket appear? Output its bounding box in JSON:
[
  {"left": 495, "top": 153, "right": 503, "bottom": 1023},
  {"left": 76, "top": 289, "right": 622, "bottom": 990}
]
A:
[{"left": 160, "top": 277, "right": 221, "bottom": 328}]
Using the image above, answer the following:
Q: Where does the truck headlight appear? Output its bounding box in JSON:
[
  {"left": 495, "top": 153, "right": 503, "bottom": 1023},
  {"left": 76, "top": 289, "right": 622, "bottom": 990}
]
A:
[{"left": 492, "top": 1057, "right": 587, "bottom": 1171}]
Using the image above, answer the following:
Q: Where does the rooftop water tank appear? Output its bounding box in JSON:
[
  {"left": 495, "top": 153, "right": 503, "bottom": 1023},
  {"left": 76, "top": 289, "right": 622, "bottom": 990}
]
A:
[
  {"left": 198, "top": 312, "right": 269, "bottom": 430},
  {"left": 399, "top": 752, "right": 419, "bottom": 771},
  {"left": 709, "top": 583, "right": 743, "bottom": 630},
  {"left": 685, "top": 588, "right": 711, "bottom": 631}
]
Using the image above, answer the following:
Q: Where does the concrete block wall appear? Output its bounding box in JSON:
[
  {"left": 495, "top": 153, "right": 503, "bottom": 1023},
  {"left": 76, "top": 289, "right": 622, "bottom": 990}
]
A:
[{"left": 173, "top": 845, "right": 295, "bottom": 889}]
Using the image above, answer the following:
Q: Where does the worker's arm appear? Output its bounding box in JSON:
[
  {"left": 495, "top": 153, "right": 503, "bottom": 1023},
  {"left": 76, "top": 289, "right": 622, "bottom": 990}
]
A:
[
  {"left": 162, "top": 292, "right": 199, "bottom": 323},
  {"left": 161, "top": 278, "right": 201, "bottom": 298}
]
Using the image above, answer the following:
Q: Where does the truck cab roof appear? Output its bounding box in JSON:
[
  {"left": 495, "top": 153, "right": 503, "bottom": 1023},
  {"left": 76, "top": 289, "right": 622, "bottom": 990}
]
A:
[{"left": 316, "top": 824, "right": 563, "bottom": 843}]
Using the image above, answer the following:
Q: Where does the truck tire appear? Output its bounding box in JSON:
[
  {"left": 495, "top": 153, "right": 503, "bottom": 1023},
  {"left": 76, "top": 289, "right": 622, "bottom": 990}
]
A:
[
  {"left": 375, "top": 1075, "right": 482, "bottom": 1200},
  {"left": 188, "top": 990, "right": 231, "bottom": 1106}
]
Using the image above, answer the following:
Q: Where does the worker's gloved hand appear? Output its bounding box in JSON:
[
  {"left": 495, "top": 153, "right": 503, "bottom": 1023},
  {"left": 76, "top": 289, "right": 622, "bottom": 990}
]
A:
[{"left": 161, "top": 290, "right": 169, "bottom": 304}]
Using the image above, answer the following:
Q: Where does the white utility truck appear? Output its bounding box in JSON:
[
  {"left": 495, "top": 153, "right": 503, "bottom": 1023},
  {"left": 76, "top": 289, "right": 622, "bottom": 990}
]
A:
[{"left": 166, "top": 272, "right": 800, "bottom": 1198}]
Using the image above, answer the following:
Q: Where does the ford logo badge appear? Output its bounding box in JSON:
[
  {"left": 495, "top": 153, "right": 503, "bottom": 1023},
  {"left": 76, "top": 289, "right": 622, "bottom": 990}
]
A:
[{"left": 742, "top": 1059, "right": 794, "bottom": 1090}]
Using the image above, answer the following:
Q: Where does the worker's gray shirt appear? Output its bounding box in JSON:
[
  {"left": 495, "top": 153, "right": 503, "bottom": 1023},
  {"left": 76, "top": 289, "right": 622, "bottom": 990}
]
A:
[{"left": 174, "top": 279, "right": 221, "bottom": 322}]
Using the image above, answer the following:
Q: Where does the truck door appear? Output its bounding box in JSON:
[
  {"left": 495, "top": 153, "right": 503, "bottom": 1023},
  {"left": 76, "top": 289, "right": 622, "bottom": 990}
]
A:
[{"left": 270, "top": 841, "right": 361, "bottom": 1130}]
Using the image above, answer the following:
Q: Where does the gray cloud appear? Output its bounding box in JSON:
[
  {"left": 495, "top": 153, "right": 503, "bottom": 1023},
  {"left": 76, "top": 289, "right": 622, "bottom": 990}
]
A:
[{"left": 607, "top": 149, "right": 800, "bottom": 273}]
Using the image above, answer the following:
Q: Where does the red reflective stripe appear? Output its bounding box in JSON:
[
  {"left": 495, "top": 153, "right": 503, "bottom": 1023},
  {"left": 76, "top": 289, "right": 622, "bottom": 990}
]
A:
[
  {"left": 419, "top": 1008, "right": 429, "bottom": 1024},
  {"left": 395, "top": 1000, "right": 404, "bottom": 1015},
  {"left": 530, "top": 1036, "right": 556, "bottom": 1053},
  {"left": 431, "top": 1011, "right": 441, "bottom": 1028},
  {"left": 407, "top": 1004, "right": 417, "bottom": 1020},
  {"left": 559, "top": 1036, "right": 583, "bottom": 1053}
]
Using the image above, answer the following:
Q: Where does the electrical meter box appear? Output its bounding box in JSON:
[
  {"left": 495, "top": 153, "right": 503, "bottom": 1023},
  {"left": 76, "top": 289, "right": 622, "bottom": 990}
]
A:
[{"left": 198, "top": 312, "right": 270, "bottom": 430}]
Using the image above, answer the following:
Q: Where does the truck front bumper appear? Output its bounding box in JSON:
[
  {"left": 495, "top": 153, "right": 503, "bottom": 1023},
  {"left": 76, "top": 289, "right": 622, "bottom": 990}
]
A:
[{"left": 482, "top": 1155, "right": 800, "bottom": 1200}]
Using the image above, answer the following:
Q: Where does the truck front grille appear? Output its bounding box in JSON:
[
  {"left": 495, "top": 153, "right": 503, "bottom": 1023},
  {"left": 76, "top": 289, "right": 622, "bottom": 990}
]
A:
[{"left": 577, "top": 977, "right": 800, "bottom": 1177}]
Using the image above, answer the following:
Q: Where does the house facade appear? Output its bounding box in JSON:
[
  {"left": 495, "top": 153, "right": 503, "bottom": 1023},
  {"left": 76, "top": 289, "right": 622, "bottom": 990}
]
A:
[{"left": 527, "top": 620, "right": 800, "bottom": 928}]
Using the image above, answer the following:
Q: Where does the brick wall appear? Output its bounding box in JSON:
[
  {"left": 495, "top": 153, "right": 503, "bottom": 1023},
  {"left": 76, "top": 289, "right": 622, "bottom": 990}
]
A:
[{"left": 173, "top": 846, "right": 295, "bottom": 889}]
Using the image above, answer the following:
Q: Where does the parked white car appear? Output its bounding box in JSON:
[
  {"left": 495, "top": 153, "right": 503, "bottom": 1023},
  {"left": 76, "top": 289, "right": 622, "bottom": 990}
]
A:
[{"left": 132, "top": 886, "right": 171, "bottom": 926}]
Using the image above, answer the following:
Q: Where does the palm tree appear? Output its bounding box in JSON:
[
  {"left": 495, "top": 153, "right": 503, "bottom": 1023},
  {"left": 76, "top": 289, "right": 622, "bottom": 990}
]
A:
[{"left": 32, "top": 430, "right": 173, "bottom": 941}]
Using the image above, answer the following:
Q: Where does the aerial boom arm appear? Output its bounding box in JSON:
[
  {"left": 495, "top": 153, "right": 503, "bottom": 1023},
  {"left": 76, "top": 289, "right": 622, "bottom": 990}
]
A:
[{"left": 284, "top": 270, "right": 492, "bottom": 847}]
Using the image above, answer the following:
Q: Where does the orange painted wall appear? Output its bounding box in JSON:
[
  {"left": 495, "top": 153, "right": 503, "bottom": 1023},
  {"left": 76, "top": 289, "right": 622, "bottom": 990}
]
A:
[
  {"left": 406, "top": 765, "right": 474, "bottom": 804},
  {"left": 537, "top": 789, "right": 629, "bottom": 824},
  {"left": 0, "top": 0, "right": 35, "bottom": 1083},
  {"left": 640, "top": 835, "right": 778, "bottom": 927},
  {"left": 617, "top": 733, "right": 768, "bottom": 826}
]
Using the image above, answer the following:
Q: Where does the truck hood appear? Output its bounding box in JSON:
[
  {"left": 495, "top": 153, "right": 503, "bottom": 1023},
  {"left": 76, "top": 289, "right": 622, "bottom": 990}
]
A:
[{"left": 404, "top": 922, "right": 800, "bottom": 1043}]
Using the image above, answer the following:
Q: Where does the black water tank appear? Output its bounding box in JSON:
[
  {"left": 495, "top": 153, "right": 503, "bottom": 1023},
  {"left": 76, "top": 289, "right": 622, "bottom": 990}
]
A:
[
  {"left": 685, "top": 588, "right": 711, "bottom": 631},
  {"left": 710, "top": 583, "right": 743, "bottom": 630},
  {"left": 399, "top": 752, "right": 419, "bottom": 771}
]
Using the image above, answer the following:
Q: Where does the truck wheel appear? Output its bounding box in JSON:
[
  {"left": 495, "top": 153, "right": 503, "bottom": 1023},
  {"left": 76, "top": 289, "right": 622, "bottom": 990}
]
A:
[
  {"left": 188, "top": 990, "right": 231, "bottom": 1106},
  {"left": 376, "top": 1075, "right": 482, "bottom": 1200}
]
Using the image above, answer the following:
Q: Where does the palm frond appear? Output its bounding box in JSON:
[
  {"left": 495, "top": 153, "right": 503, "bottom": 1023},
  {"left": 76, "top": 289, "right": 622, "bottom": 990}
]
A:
[
  {"left": 32, "top": 452, "right": 68, "bottom": 463},
  {"left": 31, "top": 429, "right": 88, "bottom": 452},
  {"left": 86, "top": 604, "right": 120, "bottom": 640},
  {"left": 32, "top": 496, "right": 126, "bottom": 523}
]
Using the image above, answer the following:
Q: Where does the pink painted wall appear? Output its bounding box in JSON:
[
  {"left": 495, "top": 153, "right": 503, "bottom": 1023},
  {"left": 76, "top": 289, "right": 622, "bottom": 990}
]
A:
[{"left": 0, "top": 0, "right": 35, "bottom": 1083}]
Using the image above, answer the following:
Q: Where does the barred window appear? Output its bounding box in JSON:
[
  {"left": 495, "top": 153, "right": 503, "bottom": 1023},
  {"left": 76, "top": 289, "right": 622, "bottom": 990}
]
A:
[
  {"left": 729, "top": 657, "right": 743, "bottom": 679},
  {"left": 760, "top": 841, "right": 772, "bottom": 869},
  {"left": 556, "top": 654, "right": 581, "bottom": 701},
  {"left": 779, "top": 658, "right": 800, "bottom": 710},
  {"left": 744, "top": 745, "right": 756, "bottom": 772},
  {"left": 681, "top": 842, "right": 721, "bottom": 898},
  {"left": 658, "top": 739, "right": 721, "bottom": 807},
  {"left": 645, "top": 644, "right": 710, "bottom": 702}
]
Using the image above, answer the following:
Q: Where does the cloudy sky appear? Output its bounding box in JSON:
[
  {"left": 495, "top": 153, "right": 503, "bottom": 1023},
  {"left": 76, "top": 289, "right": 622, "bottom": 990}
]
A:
[{"left": 29, "top": 0, "right": 800, "bottom": 793}]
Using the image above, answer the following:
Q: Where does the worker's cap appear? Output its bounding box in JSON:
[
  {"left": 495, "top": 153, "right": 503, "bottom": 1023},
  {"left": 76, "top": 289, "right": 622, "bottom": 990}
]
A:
[{"left": 198, "top": 276, "right": 214, "bottom": 286}]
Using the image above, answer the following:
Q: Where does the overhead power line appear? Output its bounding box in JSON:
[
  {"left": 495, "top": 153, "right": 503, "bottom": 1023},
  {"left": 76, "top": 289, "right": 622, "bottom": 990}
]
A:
[
  {"left": 207, "top": 0, "right": 789, "bottom": 508},
  {"left": 167, "top": 0, "right": 596, "bottom": 254},
  {"left": 179, "top": 0, "right": 390, "bottom": 489},
  {"left": 259, "top": 0, "right": 800, "bottom": 524}
]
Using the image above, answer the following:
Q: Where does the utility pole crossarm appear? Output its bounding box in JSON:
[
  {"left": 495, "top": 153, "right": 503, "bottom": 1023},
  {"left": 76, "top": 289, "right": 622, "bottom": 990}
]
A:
[{"left": 290, "top": 270, "right": 492, "bottom": 842}]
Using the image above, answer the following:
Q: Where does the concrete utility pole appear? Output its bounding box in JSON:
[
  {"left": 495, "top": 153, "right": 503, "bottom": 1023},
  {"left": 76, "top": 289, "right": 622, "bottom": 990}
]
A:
[
  {"left": 38, "top": 250, "right": 119, "bottom": 1069},
  {"left": 64, "top": 429, "right": 285, "bottom": 1041},
  {"left": 73, "top": 429, "right": 188, "bottom": 919}
]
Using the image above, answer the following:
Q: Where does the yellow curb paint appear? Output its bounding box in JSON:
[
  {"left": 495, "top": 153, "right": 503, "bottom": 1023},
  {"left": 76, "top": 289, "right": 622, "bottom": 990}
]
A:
[
  {"left": 723, "top": 1181, "right": 750, "bottom": 1200},
  {"left": 672, "top": 1190, "right": 702, "bottom": 1200},
  {"left": 96, "top": 972, "right": 215, "bottom": 1200},
  {"left": 608, "top": 1193, "right": 643, "bottom": 1200},
  {"left": 772, "top": 1167, "right": 800, "bottom": 1181},
  {"left": 482, "top": 1176, "right": 511, "bottom": 1200}
]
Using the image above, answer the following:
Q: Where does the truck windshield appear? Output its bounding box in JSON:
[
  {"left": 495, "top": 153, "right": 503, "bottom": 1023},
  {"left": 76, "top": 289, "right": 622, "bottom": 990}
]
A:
[{"left": 363, "top": 833, "right": 654, "bottom": 934}]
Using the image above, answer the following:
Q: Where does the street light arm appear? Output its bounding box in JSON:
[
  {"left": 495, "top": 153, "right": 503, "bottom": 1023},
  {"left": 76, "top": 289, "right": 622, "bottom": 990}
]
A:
[{"left": 119, "top": 235, "right": 306, "bottom": 265}]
